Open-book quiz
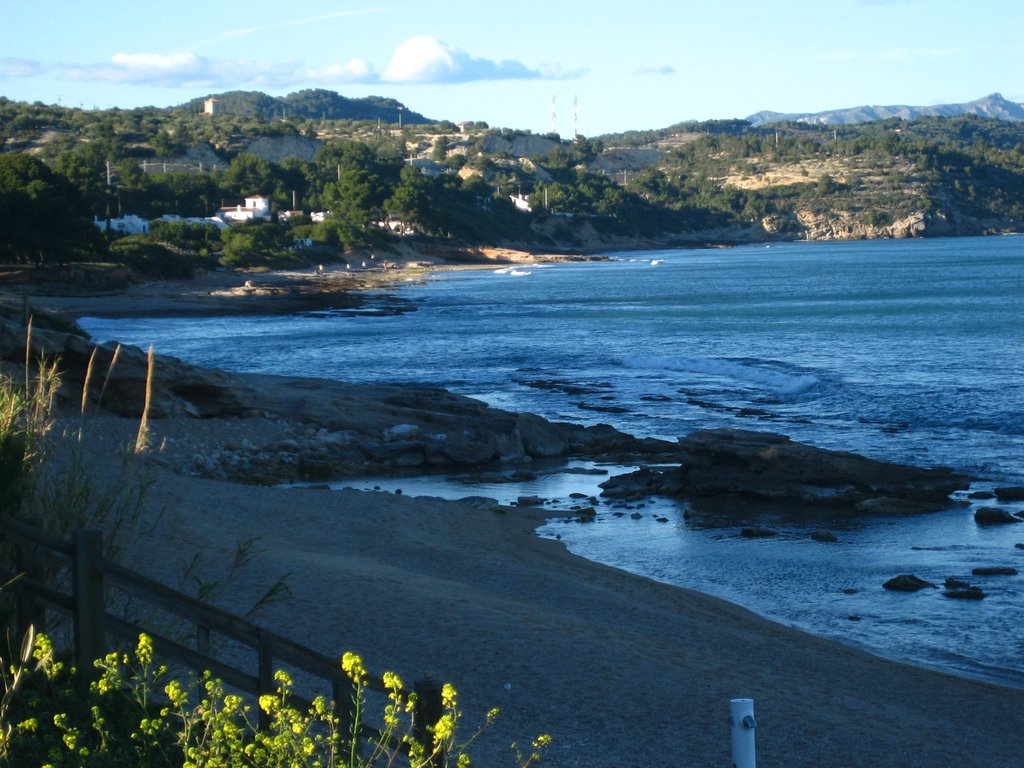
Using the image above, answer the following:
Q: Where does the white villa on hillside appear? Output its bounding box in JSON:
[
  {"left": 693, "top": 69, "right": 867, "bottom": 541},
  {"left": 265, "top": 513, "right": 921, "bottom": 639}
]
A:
[
  {"left": 217, "top": 195, "right": 271, "bottom": 224},
  {"left": 92, "top": 214, "right": 150, "bottom": 235},
  {"left": 510, "top": 193, "right": 532, "bottom": 213}
]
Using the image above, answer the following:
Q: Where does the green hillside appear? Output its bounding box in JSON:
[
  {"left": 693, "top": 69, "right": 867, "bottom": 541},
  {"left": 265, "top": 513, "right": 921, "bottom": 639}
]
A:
[{"left": 3, "top": 90, "right": 1024, "bottom": 275}]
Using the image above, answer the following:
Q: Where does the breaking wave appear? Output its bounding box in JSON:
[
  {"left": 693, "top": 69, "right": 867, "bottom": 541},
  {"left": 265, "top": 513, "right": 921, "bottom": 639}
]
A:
[{"left": 621, "top": 354, "right": 818, "bottom": 396}]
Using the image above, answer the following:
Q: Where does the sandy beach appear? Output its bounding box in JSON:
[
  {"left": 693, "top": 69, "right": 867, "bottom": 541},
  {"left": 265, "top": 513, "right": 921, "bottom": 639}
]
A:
[{"left": 7, "top": 265, "right": 1024, "bottom": 767}]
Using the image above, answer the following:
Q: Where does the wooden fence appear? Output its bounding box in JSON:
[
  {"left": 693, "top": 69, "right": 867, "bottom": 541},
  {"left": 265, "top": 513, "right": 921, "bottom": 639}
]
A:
[{"left": 0, "top": 513, "right": 442, "bottom": 744}]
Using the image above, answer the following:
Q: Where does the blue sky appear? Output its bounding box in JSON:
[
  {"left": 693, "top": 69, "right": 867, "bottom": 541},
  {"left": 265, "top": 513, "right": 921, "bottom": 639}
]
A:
[{"left": 3, "top": 0, "right": 1022, "bottom": 136}]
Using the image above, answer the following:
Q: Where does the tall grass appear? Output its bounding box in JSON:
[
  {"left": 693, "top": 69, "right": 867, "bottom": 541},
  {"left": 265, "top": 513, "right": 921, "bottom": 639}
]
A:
[
  {"left": 2, "top": 321, "right": 286, "bottom": 647},
  {"left": 0, "top": 320, "right": 61, "bottom": 519},
  {"left": 0, "top": 326, "right": 150, "bottom": 553}
]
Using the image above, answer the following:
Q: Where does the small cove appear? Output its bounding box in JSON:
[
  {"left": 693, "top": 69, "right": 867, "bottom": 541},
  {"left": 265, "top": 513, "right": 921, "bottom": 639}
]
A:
[
  {"left": 82, "top": 235, "right": 1024, "bottom": 689},
  {"left": 323, "top": 464, "right": 1024, "bottom": 690}
]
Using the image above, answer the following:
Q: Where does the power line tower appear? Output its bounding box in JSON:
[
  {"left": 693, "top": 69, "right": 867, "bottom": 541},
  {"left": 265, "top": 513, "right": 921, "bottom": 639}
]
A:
[
  {"left": 573, "top": 96, "right": 579, "bottom": 139},
  {"left": 550, "top": 95, "right": 557, "bottom": 135}
]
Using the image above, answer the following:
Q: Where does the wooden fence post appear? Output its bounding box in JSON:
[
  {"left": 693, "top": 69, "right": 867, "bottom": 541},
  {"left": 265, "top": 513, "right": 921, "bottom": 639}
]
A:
[
  {"left": 332, "top": 678, "right": 353, "bottom": 731},
  {"left": 15, "top": 530, "right": 47, "bottom": 640},
  {"left": 413, "top": 677, "right": 445, "bottom": 764},
  {"left": 196, "top": 624, "right": 210, "bottom": 656},
  {"left": 72, "top": 528, "right": 105, "bottom": 677},
  {"left": 257, "top": 629, "right": 274, "bottom": 730}
]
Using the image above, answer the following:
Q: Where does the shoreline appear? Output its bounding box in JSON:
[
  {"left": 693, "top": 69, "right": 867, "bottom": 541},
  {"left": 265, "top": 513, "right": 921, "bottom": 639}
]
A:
[
  {"left": 70, "top": 413, "right": 1024, "bottom": 767},
  {"left": 7, "top": 251, "right": 1024, "bottom": 765},
  {"left": 0, "top": 246, "right": 604, "bottom": 321}
]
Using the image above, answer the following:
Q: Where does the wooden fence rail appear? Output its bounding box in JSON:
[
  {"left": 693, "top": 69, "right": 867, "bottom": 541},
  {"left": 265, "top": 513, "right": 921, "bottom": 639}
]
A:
[{"left": 0, "top": 514, "right": 442, "bottom": 747}]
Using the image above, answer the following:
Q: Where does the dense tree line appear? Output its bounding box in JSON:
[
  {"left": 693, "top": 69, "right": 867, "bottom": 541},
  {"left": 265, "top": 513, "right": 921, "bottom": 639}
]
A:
[{"left": 4, "top": 94, "right": 1024, "bottom": 273}]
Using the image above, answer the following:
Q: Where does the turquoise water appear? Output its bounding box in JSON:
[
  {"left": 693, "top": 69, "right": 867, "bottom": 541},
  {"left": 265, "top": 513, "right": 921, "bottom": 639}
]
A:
[{"left": 82, "top": 235, "right": 1024, "bottom": 687}]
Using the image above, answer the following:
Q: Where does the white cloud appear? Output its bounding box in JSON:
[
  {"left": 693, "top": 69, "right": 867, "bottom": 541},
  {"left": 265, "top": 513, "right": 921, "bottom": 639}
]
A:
[
  {"left": 51, "top": 36, "right": 570, "bottom": 91},
  {"left": 307, "top": 59, "right": 376, "bottom": 84},
  {"left": 189, "top": 8, "right": 398, "bottom": 50},
  {"left": 381, "top": 36, "right": 548, "bottom": 83},
  {"left": 62, "top": 52, "right": 302, "bottom": 89},
  {"left": 0, "top": 58, "right": 46, "bottom": 78}
]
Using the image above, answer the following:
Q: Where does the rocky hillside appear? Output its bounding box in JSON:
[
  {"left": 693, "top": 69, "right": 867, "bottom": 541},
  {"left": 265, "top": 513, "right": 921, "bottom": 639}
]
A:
[
  {"left": 747, "top": 92, "right": 1024, "bottom": 127},
  {"left": 179, "top": 88, "right": 433, "bottom": 124}
]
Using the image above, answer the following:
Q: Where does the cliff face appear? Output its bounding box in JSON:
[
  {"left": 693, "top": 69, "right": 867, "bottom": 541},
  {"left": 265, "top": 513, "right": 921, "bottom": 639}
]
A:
[
  {"left": 525, "top": 205, "right": 1009, "bottom": 252},
  {"left": 788, "top": 210, "right": 951, "bottom": 240}
]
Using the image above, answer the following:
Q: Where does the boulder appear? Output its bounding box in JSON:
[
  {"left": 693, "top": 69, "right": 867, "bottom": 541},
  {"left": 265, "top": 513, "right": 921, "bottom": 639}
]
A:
[
  {"left": 662, "top": 429, "right": 968, "bottom": 510},
  {"left": 883, "top": 574, "right": 935, "bottom": 592},
  {"left": 994, "top": 486, "right": 1024, "bottom": 502},
  {"left": 599, "top": 467, "right": 665, "bottom": 499},
  {"left": 971, "top": 567, "right": 1019, "bottom": 576},
  {"left": 811, "top": 530, "right": 838, "bottom": 542},
  {"left": 516, "top": 495, "right": 546, "bottom": 507},
  {"left": 974, "top": 507, "right": 1023, "bottom": 525},
  {"left": 515, "top": 412, "right": 569, "bottom": 458},
  {"left": 943, "top": 587, "right": 986, "bottom": 600},
  {"left": 854, "top": 497, "right": 952, "bottom": 516}
]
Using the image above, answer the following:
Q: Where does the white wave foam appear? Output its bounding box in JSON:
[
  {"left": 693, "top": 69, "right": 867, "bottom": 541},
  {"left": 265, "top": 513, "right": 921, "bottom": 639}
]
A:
[{"left": 621, "top": 354, "right": 818, "bottom": 395}]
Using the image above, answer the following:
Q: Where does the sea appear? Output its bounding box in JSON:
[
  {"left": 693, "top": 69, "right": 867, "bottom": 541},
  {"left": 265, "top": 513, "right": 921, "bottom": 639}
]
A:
[{"left": 80, "top": 235, "right": 1024, "bottom": 689}]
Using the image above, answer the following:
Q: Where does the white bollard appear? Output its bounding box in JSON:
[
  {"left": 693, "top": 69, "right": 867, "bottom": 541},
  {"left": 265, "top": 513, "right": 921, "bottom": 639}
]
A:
[{"left": 729, "top": 698, "right": 756, "bottom": 768}]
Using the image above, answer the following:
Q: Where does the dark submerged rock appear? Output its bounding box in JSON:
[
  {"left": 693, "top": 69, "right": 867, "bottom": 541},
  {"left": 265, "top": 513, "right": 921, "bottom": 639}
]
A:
[
  {"left": 662, "top": 429, "right": 968, "bottom": 510},
  {"left": 598, "top": 467, "right": 666, "bottom": 500},
  {"left": 943, "top": 587, "right": 986, "bottom": 600},
  {"left": 974, "top": 507, "right": 1023, "bottom": 525},
  {"left": 811, "top": 530, "right": 838, "bottom": 542},
  {"left": 883, "top": 574, "right": 935, "bottom": 592},
  {"left": 971, "top": 567, "right": 1019, "bottom": 576},
  {"left": 516, "top": 496, "right": 546, "bottom": 507},
  {"left": 994, "top": 486, "right": 1024, "bottom": 502},
  {"left": 740, "top": 527, "right": 778, "bottom": 538}
]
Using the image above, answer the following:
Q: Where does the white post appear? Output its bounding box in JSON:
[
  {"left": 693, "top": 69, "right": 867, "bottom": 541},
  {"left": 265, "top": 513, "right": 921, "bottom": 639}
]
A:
[{"left": 729, "top": 698, "right": 756, "bottom": 768}]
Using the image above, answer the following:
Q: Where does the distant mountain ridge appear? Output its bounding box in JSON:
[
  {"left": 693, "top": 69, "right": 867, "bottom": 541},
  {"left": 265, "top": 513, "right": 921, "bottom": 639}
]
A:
[
  {"left": 179, "top": 88, "right": 435, "bottom": 124},
  {"left": 747, "top": 93, "right": 1024, "bottom": 127}
]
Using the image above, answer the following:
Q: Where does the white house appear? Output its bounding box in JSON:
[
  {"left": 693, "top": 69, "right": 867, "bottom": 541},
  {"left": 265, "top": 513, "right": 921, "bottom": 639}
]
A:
[
  {"left": 510, "top": 193, "right": 532, "bottom": 213},
  {"left": 92, "top": 214, "right": 150, "bottom": 235},
  {"left": 217, "top": 195, "right": 271, "bottom": 224}
]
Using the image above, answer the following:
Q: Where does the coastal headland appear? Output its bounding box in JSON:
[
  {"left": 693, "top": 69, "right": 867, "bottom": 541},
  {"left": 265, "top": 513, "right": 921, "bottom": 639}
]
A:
[{"left": 2, "top": 257, "right": 1023, "bottom": 767}]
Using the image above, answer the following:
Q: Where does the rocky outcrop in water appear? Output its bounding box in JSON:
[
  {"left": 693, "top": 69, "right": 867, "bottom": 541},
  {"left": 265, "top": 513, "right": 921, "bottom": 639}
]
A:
[
  {"left": 0, "top": 314, "right": 677, "bottom": 481},
  {"left": 883, "top": 575, "right": 935, "bottom": 592},
  {"left": 600, "top": 428, "right": 969, "bottom": 513},
  {"left": 995, "top": 487, "right": 1024, "bottom": 502},
  {"left": 974, "top": 507, "right": 1023, "bottom": 525}
]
